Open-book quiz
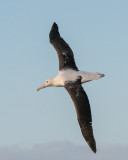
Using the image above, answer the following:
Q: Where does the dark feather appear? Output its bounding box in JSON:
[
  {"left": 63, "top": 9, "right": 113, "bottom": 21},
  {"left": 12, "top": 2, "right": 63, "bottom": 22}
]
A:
[
  {"left": 49, "top": 22, "right": 78, "bottom": 71},
  {"left": 65, "top": 77, "right": 96, "bottom": 153}
]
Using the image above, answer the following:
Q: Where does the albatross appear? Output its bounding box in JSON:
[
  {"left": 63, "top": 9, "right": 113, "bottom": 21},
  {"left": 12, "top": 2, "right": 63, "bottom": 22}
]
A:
[{"left": 37, "top": 22, "right": 105, "bottom": 153}]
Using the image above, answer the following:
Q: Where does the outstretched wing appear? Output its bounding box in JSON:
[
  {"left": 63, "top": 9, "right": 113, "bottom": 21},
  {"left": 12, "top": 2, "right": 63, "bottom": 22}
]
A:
[
  {"left": 65, "top": 77, "right": 96, "bottom": 153},
  {"left": 49, "top": 22, "right": 78, "bottom": 71}
]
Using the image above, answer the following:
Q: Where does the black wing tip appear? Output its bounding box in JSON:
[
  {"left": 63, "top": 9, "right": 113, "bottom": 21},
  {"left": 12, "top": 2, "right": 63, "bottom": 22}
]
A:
[
  {"left": 91, "top": 146, "right": 97, "bottom": 153},
  {"left": 79, "top": 122, "right": 97, "bottom": 153},
  {"left": 52, "top": 22, "right": 58, "bottom": 29},
  {"left": 87, "top": 139, "right": 97, "bottom": 153},
  {"left": 49, "top": 22, "right": 60, "bottom": 42}
]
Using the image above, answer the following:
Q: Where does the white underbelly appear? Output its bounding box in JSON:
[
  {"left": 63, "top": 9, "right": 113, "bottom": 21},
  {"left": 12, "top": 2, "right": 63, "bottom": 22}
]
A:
[
  {"left": 56, "top": 70, "right": 78, "bottom": 86},
  {"left": 55, "top": 69, "right": 102, "bottom": 86}
]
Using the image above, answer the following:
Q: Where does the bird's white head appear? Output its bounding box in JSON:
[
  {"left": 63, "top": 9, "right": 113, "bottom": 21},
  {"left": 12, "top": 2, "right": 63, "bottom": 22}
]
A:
[{"left": 37, "top": 78, "right": 54, "bottom": 91}]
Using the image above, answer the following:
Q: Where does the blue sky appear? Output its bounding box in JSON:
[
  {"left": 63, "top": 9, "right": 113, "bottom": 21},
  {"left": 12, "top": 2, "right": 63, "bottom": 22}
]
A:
[{"left": 0, "top": 0, "right": 128, "bottom": 159}]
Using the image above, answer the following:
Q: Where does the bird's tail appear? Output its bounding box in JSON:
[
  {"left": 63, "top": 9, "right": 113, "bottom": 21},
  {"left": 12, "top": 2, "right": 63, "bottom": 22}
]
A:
[{"left": 49, "top": 22, "right": 60, "bottom": 42}]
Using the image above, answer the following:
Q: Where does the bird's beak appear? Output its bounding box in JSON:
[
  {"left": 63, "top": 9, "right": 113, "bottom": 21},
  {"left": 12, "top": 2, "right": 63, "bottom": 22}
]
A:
[
  {"left": 101, "top": 74, "right": 105, "bottom": 77},
  {"left": 37, "top": 83, "right": 46, "bottom": 91}
]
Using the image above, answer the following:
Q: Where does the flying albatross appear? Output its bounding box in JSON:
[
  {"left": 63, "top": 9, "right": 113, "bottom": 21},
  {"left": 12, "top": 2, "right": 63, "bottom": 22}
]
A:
[{"left": 37, "top": 22, "right": 105, "bottom": 153}]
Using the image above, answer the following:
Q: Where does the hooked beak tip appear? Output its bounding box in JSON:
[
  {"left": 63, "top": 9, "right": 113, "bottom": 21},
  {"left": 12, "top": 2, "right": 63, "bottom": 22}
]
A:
[
  {"left": 101, "top": 74, "right": 105, "bottom": 77},
  {"left": 37, "top": 84, "right": 46, "bottom": 91},
  {"left": 37, "top": 88, "right": 40, "bottom": 91}
]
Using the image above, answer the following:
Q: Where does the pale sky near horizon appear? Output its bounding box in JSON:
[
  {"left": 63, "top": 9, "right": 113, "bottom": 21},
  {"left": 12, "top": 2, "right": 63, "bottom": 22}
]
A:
[{"left": 0, "top": 0, "right": 128, "bottom": 159}]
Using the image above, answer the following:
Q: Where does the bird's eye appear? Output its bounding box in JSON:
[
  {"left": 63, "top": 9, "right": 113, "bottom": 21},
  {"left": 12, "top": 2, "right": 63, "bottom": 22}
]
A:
[{"left": 46, "top": 81, "right": 48, "bottom": 83}]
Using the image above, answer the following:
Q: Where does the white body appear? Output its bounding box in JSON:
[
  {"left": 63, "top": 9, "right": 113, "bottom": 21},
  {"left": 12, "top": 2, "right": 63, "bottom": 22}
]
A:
[
  {"left": 37, "top": 69, "right": 104, "bottom": 91},
  {"left": 53, "top": 69, "right": 104, "bottom": 86}
]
